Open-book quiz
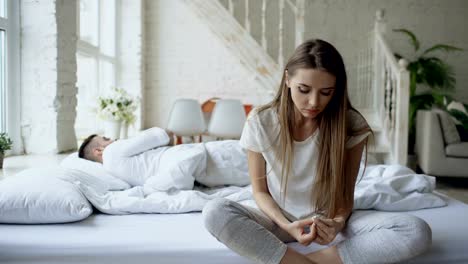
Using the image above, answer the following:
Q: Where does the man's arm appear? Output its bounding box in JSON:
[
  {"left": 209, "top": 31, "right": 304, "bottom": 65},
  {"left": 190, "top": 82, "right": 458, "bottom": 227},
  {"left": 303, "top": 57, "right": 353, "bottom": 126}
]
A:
[{"left": 105, "top": 127, "right": 171, "bottom": 158}]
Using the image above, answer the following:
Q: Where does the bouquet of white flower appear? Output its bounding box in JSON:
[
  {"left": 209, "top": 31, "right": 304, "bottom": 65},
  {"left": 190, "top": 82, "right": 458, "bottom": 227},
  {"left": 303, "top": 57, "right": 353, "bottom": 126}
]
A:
[{"left": 96, "top": 87, "right": 138, "bottom": 124}]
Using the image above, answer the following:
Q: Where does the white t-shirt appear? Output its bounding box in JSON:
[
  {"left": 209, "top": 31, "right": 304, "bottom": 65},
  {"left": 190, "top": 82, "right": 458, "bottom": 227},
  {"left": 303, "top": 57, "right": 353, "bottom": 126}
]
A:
[{"left": 239, "top": 107, "right": 371, "bottom": 220}]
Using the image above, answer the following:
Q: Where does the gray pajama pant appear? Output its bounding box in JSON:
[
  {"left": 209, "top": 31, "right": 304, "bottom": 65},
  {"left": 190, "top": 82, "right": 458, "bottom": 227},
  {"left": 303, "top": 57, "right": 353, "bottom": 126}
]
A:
[{"left": 203, "top": 198, "right": 432, "bottom": 264}]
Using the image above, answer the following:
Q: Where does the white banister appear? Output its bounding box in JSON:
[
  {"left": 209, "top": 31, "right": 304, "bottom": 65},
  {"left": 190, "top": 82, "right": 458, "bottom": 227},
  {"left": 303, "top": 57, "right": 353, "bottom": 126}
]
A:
[
  {"left": 261, "top": 0, "right": 267, "bottom": 50},
  {"left": 228, "top": 0, "right": 233, "bottom": 14},
  {"left": 395, "top": 59, "right": 409, "bottom": 165},
  {"left": 376, "top": 33, "right": 400, "bottom": 74},
  {"left": 372, "top": 9, "right": 410, "bottom": 165},
  {"left": 295, "top": 0, "right": 305, "bottom": 47},
  {"left": 219, "top": 0, "right": 304, "bottom": 67},
  {"left": 278, "top": 0, "right": 284, "bottom": 67},
  {"left": 244, "top": 0, "right": 250, "bottom": 33},
  {"left": 188, "top": 2, "right": 409, "bottom": 165},
  {"left": 184, "top": 0, "right": 280, "bottom": 98},
  {"left": 285, "top": 0, "right": 296, "bottom": 11}
]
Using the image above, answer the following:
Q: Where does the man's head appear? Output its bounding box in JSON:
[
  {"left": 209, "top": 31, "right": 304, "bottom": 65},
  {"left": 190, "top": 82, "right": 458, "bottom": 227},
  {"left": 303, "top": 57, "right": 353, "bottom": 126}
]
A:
[{"left": 78, "top": 135, "right": 115, "bottom": 163}]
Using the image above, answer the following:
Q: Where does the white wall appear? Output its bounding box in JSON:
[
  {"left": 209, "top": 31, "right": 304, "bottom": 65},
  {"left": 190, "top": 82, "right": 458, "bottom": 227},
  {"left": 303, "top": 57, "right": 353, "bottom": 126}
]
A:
[
  {"left": 144, "top": 0, "right": 267, "bottom": 129},
  {"left": 19, "top": 0, "right": 143, "bottom": 153},
  {"left": 145, "top": 0, "right": 468, "bottom": 130},
  {"left": 118, "top": 0, "right": 145, "bottom": 136},
  {"left": 301, "top": 0, "right": 468, "bottom": 102},
  {"left": 16, "top": 0, "right": 467, "bottom": 152},
  {"left": 20, "top": 0, "right": 77, "bottom": 154}
]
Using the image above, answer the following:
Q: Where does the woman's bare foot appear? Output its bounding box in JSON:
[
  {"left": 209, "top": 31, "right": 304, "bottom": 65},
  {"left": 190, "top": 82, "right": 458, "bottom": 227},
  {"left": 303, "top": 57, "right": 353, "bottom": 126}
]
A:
[
  {"left": 280, "top": 248, "right": 317, "bottom": 264},
  {"left": 306, "top": 246, "right": 343, "bottom": 264}
]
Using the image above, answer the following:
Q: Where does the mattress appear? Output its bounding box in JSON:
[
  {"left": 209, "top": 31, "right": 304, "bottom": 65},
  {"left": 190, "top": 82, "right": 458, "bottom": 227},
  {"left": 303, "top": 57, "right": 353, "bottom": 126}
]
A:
[{"left": 1, "top": 193, "right": 467, "bottom": 264}]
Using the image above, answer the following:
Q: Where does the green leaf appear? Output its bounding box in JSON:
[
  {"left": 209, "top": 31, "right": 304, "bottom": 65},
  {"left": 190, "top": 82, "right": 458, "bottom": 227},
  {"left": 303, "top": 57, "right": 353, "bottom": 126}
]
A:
[
  {"left": 409, "top": 71, "right": 417, "bottom": 97},
  {"left": 416, "top": 57, "right": 455, "bottom": 91},
  {"left": 0, "top": 132, "right": 13, "bottom": 152},
  {"left": 464, "top": 103, "right": 468, "bottom": 113},
  {"left": 432, "top": 92, "right": 447, "bottom": 107},
  {"left": 393, "top": 28, "right": 420, "bottom": 51},
  {"left": 422, "top": 44, "right": 463, "bottom": 56},
  {"left": 448, "top": 109, "right": 468, "bottom": 130}
]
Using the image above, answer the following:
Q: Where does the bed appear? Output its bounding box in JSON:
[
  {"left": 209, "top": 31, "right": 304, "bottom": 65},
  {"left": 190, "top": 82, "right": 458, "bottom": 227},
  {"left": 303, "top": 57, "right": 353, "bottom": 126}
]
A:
[{"left": 1, "top": 192, "right": 467, "bottom": 264}]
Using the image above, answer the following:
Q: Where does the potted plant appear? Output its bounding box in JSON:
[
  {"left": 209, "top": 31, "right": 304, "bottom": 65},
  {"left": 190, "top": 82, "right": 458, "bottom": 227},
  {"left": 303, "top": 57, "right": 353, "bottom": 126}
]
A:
[
  {"left": 392, "top": 28, "right": 463, "bottom": 154},
  {"left": 96, "top": 87, "right": 138, "bottom": 139},
  {"left": 0, "top": 132, "right": 13, "bottom": 169}
]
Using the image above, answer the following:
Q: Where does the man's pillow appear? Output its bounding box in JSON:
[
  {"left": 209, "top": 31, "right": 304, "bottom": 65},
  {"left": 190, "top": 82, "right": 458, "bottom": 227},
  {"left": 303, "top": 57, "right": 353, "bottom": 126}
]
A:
[
  {"left": 0, "top": 167, "right": 93, "bottom": 224},
  {"left": 60, "top": 152, "right": 130, "bottom": 191}
]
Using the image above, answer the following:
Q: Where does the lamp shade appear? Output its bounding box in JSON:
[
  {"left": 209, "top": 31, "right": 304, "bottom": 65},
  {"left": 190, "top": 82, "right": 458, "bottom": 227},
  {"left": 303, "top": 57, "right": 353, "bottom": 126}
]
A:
[
  {"left": 208, "top": 99, "right": 246, "bottom": 139},
  {"left": 166, "top": 99, "right": 206, "bottom": 136}
]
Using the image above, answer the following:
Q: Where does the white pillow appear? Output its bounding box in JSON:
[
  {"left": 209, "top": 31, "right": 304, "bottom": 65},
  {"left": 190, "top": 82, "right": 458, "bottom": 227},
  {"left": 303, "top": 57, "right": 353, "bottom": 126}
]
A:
[
  {"left": 436, "top": 111, "right": 461, "bottom": 144},
  {"left": 0, "top": 167, "right": 93, "bottom": 224},
  {"left": 60, "top": 152, "right": 130, "bottom": 191}
]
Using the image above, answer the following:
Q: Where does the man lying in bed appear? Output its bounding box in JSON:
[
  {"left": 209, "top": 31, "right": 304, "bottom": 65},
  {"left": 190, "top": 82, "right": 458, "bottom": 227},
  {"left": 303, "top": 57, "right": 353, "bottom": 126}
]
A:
[{"left": 78, "top": 127, "right": 249, "bottom": 190}]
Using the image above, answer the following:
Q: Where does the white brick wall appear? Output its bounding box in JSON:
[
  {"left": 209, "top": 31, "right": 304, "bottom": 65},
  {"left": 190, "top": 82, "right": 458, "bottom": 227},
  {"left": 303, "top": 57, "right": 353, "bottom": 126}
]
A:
[
  {"left": 16, "top": 0, "right": 466, "bottom": 153},
  {"left": 20, "top": 0, "right": 77, "bottom": 154},
  {"left": 118, "top": 0, "right": 144, "bottom": 136},
  {"left": 144, "top": 0, "right": 269, "bottom": 129},
  {"left": 299, "top": 0, "right": 468, "bottom": 103}
]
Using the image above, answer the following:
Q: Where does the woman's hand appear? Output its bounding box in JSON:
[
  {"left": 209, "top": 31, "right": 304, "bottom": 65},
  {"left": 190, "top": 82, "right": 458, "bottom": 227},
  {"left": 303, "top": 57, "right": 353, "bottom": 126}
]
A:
[
  {"left": 284, "top": 218, "right": 317, "bottom": 246},
  {"left": 313, "top": 217, "right": 346, "bottom": 245}
]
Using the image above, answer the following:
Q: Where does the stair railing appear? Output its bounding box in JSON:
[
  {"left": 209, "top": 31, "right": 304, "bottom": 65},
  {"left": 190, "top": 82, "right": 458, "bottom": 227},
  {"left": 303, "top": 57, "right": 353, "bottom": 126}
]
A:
[{"left": 372, "top": 9, "right": 410, "bottom": 165}]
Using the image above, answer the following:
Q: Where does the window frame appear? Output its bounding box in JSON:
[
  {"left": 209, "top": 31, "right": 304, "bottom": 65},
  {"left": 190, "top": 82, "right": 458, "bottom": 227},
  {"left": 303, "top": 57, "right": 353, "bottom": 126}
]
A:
[
  {"left": 0, "top": 0, "right": 20, "bottom": 155},
  {"left": 76, "top": 0, "right": 120, "bottom": 138}
]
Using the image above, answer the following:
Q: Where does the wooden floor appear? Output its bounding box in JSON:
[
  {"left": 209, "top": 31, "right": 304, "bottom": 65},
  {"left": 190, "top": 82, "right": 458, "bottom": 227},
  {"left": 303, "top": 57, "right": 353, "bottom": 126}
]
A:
[
  {"left": 434, "top": 176, "right": 468, "bottom": 204},
  {"left": 1, "top": 154, "right": 468, "bottom": 204}
]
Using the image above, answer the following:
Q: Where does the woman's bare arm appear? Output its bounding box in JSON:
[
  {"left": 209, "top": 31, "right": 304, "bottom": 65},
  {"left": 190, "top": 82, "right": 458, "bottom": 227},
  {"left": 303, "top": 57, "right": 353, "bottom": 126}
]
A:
[
  {"left": 334, "top": 139, "right": 367, "bottom": 222},
  {"left": 313, "top": 139, "right": 367, "bottom": 245},
  {"left": 248, "top": 150, "right": 292, "bottom": 229}
]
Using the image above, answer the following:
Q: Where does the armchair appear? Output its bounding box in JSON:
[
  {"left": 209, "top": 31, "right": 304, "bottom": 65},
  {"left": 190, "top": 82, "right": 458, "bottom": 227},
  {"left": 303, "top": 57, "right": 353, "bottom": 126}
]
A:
[{"left": 415, "top": 110, "right": 468, "bottom": 177}]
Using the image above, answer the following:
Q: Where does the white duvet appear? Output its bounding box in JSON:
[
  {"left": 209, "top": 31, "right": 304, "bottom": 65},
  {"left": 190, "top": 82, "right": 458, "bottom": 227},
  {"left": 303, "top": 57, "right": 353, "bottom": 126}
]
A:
[
  {"left": 353, "top": 164, "right": 446, "bottom": 211},
  {"left": 66, "top": 152, "right": 446, "bottom": 215}
]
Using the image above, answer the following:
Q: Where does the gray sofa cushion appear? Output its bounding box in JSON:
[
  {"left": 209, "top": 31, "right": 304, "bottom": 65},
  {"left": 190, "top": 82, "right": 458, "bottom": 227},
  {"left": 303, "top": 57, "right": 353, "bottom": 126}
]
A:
[
  {"left": 437, "top": 111, "right": 461, "bottom": 144},
  {"left": 445, "top": 142, "right": 468, "bottom": 158}
]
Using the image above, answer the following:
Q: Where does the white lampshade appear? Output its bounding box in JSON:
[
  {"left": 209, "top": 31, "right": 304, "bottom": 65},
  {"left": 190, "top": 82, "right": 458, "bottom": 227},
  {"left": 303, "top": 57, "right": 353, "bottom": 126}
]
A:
[
  {"left": 208, "top": 99, "right": 246, "bottom": 139},
  {"left": 167, "top": 99, "right": 206, "bottom": 136}
]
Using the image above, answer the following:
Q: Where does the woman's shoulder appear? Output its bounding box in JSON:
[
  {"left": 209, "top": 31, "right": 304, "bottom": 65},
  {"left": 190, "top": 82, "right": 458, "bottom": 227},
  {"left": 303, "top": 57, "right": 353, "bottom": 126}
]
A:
[
  {"left": 247, "top": 106, "right": 279, "bottom": 126},
  {"left": 346, "top": 109, "right": 370, "bottom": 134},
  {"left": 241, "top": 105, "right": 280, "bottom": 151}
]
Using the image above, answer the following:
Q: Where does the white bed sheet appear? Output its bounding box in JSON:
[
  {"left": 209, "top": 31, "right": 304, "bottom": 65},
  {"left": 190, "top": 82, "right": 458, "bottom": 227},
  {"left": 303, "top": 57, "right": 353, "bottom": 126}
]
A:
[{"left": 0, "top": 192, "right": 467, "bottom": 264}]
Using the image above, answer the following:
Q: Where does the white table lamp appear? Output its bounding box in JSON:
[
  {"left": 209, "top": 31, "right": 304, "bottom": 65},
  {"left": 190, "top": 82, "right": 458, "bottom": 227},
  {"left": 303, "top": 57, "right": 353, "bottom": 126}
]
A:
[
  {"left": 167, "top": 99, "right": 206, "bottom": 137},
  {"left": 208, "top": 99, "right": 246, "bottom": 139}
]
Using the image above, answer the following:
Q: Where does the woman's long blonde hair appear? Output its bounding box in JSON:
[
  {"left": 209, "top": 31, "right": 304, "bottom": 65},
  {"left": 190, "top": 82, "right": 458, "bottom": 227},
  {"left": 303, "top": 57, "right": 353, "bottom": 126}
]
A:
[{"left": 256, "top": 39, "right": 372, "bottom": 218}]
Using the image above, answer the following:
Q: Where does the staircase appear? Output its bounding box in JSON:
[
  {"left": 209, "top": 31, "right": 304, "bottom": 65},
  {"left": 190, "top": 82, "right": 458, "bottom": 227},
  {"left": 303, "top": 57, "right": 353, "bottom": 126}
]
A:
[{"left": 184, "top": 1, "right": 409, "bottom": 165}]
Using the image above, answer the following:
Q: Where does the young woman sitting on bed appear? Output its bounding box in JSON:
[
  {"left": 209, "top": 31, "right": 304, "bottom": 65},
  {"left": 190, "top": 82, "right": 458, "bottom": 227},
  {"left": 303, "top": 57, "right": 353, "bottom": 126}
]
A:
[{"left": 202, "top": 39, "right": 432, "bottom": 264}]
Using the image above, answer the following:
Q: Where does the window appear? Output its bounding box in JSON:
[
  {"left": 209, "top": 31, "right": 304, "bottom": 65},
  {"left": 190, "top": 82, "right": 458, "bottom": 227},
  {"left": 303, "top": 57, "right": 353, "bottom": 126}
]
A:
[
  {"left": 0, "top": 0, "right": 8, "bottom": 132},
  {"left": 0, "top": 0, "right": 5, "bottom": 18},
  {"left": 0, "top": 0, "right": 20, "bottom": 154},
  {"left": 76, "top": 0, "right": 118, "bottom": 139},
  {"left": 0, "top": 29, "right": 5, "bottom": 133}
]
